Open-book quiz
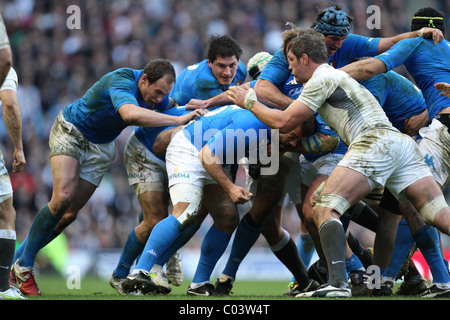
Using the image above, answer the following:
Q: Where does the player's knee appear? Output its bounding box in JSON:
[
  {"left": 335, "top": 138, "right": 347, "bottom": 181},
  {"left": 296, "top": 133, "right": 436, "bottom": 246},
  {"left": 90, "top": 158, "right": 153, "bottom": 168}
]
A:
[
  {"left": 51, "top": 192, "right": 75, "bottom": 215},
  {"left": 313, "top": 193, "right": 351, "bottom": 215},
  {"left": 213, "top": 208, "right": 239, "bottom": 233},
  {"left": 419, "top": 194, "right": 449, "bottom": 225}
]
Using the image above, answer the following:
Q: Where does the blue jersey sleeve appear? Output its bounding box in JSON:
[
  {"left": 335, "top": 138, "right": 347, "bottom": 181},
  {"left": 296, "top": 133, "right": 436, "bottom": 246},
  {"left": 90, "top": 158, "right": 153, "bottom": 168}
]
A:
[
  {"left": 107, "top": 70, "right": 140, "bottom": 111},
  {"left": 258, "top": 48, "right": 290, "bottom": 87},
  {"left": 374, "top": 38, "right": 422, "bottom": 72},
  {"left": 375, "top": 38, "right": 450, "bottom": 119},
  {"left": 332, "top": 34, "right": 381, "bottom": 68}
]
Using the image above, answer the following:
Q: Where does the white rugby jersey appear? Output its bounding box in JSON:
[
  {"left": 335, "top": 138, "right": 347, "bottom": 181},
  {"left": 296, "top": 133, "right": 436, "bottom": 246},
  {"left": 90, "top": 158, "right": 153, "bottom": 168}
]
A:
[
  {"left": 298, "top": 64, "right": 396, "bottom": 145},
  {"left": 0, "top": 67, "right": 18, "bottom": 92}
]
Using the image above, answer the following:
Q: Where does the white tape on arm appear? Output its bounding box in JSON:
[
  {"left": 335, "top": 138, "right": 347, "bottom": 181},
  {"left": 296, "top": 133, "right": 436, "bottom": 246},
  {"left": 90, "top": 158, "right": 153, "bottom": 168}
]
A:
[{"left": 244, "top": 88, "right": 257, "bottom": 110}]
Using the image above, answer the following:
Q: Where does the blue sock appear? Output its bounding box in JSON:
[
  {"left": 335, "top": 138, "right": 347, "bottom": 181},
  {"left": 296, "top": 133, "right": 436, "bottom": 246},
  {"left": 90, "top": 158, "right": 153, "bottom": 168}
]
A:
[
  {"left": 14, "top": 235, "right": 27, "bottom": 263},
  {"left": 383, "top": 220, "right": 415, "bottom": 279},
  {"left": 413, "top": 225, "right": 450, "bottom": 284},
  {"left": 18, "top": 204, "right": 60, "bottom": 268},
  {"left": 192, "top": 225, "right": 231, "bottom": 284},
  {"left": 113, "top": 227, "right": 145, "bottom": 279},
  {"left": 222, "top": 214, "right": 262, "bottom": 279},
  {"left": 155, "top": 223, "right": 199, "bottom": 266},
  {"left": 346, "top": 253, "right": 364, "bottom": 272},
  {"left": 135, "top": 215, "right": 182, "bottom": 272}
]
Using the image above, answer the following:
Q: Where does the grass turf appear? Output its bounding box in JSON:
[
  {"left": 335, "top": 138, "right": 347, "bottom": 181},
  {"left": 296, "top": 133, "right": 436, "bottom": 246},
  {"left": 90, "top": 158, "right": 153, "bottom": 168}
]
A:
[
  {"left": 12, "top": 275, "right": 447, "bottom": 319},
  {"left": 18, "top": 274, "right": 441, "bottom": 300}
]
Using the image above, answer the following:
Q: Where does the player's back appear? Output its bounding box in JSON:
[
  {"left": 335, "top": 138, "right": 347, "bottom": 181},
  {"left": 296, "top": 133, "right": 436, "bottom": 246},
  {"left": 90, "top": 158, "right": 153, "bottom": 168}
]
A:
[
  {"left": 183, "top": 105, "right": 268, "bottom": 152},
  {"left": 135, "top": 106, "right": 191, "bottom": 159},
  {"left": 300, "top": 64, "right": 393, "bottom": 145},
  {"left": 377, "top": 37, "right": 450, "bottom": 118},
  {"left": 361, "top": 71, "right": 427, "bottom": 132}
]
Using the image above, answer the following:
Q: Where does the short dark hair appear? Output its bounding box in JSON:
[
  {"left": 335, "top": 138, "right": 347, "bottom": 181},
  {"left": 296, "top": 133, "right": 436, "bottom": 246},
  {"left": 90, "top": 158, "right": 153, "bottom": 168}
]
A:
[
  {"left": 143, "top": 59, "right": 176, "bottom": 84},
  {"left": 288, "top": 31, "right": 328, "bottom": 64},
  {"left": 206, "top": 34, "right": 243, "bottom": 62},
  {"left": 411, "top": 7, "right": 445, "bottom": 35}
]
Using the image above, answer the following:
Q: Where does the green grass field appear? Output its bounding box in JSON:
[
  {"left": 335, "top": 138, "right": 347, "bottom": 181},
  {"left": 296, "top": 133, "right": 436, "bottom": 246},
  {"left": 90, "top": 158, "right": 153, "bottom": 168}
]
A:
[
  {"left": 20, "top": 274, "right": 442, "bottom": 301},
  {"left": 28, "top": 274, "right": 296, "bottom": 300},
  {"left": 12, "top": 275, "right": 446, "bottom": 319}
]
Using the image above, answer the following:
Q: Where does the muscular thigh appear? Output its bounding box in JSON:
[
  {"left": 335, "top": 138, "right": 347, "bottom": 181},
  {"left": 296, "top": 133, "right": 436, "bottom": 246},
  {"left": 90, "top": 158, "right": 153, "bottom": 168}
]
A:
[{"left": 319, "top": 165, "right": 371, "bottom": 209}]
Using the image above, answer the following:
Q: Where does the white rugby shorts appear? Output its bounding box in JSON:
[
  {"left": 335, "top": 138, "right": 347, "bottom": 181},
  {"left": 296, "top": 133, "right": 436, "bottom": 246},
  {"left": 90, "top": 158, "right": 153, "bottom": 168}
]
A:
[
  {"left": 124, "top": 131, "right": 168, "bottom": 195},
  {"left": 166, "top": 130, "right": 222, "bottom": 188},
  {"left": 338, "top": 128, "right": 432, "bottom": 200},
  {"left": 417, "top": 118, "right": 450, "bottom": 189},
  {"left": 300, "top": 153, "right": 344, "bottom": 187},
  {"left": 49, "top": 111, "right": 115, "bottom": 187}
]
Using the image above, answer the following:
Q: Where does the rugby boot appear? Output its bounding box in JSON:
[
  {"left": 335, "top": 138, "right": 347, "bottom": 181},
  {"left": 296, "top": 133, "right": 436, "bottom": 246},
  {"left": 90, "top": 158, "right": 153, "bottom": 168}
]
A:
[
  {"left": 187, "top": 283, "right": 216, "bottom": 296},
  {"left": 109, "top": 273, "right": 142, "bottom": 296},
  {"left": 308, "top": 260, "right": 328, "bottom": 285},
  {"left": 284, "top": 281, "right": 300, "bottom": 296},
  {"left": 166, "top": 252, "right": 183, "bottom": 286},
  {"left": 11, "top": 261, "right": 41, "bottom": 296},
  {"left": 122, "top": 269, "right": 157, "bottom": 295},
  {"left": 148, "top": 268, "right": 172, "bottom": 294},
  {"left": 214, "top": 276, "right": 234, "bottom": 296},
  {"left": 420, "top": 284, "right": 450, "bottom": 298},
  {"left": 296, "top": 284, "right": 351, "bottom": 298},
  {"left": 372, "top": 277, "right": 394, "bottom": 297},
  {"left": 0, "top": 286, "right": 26, "bottom": 299},
  {"left": 349, "top": 270, "right": 369, "bottom": 297}
]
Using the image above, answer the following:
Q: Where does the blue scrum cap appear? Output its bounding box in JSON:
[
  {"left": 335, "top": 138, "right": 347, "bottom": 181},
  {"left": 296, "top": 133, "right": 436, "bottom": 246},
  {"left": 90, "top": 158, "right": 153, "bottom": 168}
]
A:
[{"left": 313, "top": 6, "right": 351, "bottom": 36}]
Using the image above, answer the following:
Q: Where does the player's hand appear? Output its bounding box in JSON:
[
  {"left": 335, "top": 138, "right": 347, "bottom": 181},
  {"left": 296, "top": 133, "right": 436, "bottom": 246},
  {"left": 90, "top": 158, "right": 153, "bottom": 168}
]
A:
[
  {"left": 226, "top": 86, "right": 248, "bottom": 108},
  {"left": 435, "top": 82, "right": 450, "bottom": 97},
  {"left": 418, "top": 27, "right": 444, "bottom": 44},
  {"left": 185, "top": 99, "right": 208, "bottom": 110},
  {"left": 404, "top": 110, "right": 429, "bottom": 137},
  {"left": 12, "top": 149, "right": 26, "bottom": 173},
  {"left": 179, "top": 109, "right": 209, "bottom": 124},
  {"left": 227, "top": 185, "right": 253, "bottom": 204}
]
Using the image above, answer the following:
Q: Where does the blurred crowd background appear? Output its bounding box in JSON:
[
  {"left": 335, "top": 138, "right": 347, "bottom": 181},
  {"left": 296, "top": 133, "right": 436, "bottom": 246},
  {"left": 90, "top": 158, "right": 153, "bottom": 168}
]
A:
[{"left": 0, "top": 0, "right": 449, "bottom": 276}]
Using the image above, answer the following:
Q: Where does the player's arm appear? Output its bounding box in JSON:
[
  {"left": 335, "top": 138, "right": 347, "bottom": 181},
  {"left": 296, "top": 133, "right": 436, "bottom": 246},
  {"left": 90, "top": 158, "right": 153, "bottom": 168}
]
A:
[
  {"left": 404, "top": 109, "right": 429, "bottom": 137},
  {"left": 185, "top": 91, "right": 232, "bottom": 110},
  {"left": 435, "top": 82, "right": 450, "bottom": 98},
  {"left": 0, "top": 47, "right": 11, "bottom": 87},
  {"left": 340, "top": 58, "right": 388, "bottom": 82},
  {"left": 199, "top": 144, "right": 252, "bottom": 204},
  {"left": 377, "top": 27, "right": 443, "bottom": 53},
  {"left": 227, "top": 86, "right": 313, "bottom": 133},
  {"left": 253, "top": 79, "right": 295, "bottom": 109},
  {"left": 152, "top": 126, "right": 183, "bottom": 155},
  {"left": 118, "top": 103, "right": 206, "bottom": 127},
  {"left": 0, "top": 89, "right": 25, "bottom": 172}
]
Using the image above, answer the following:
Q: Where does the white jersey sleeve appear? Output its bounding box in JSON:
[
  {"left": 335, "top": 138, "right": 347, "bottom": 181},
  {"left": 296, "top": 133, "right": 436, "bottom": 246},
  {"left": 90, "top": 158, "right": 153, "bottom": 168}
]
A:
[
  {"left": 0, "top": 67, "right": 18, "bottom": 92},
  {"left": 298, "top": 64, "right": 394, "bottom": 145}
]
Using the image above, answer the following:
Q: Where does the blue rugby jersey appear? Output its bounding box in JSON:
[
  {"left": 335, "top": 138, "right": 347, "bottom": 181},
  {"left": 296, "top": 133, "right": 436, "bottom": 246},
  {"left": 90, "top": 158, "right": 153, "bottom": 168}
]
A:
[
  {"left": 361, "top": 71, "right": 427, "bottom": 132},
  {"left": 375, "top": 37, "right": 450, "bottom": 119},
  {"left": 63, "top": 68, "right": 170, "bottom": 144},
  {"left": 134, "top": 106, "right": 191, "bottom": 161},
  {"left": 182, "top": 105, "right": 271, "bottom": 165},
  {"left": 258, "top": 51, "right": 349, "bottom": 161},
  {"left": 258, "top": 33, "right": 380, "bottom": 87},
  {"left": 169, "top": 59, "right": 247, "bottom": 106}
]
